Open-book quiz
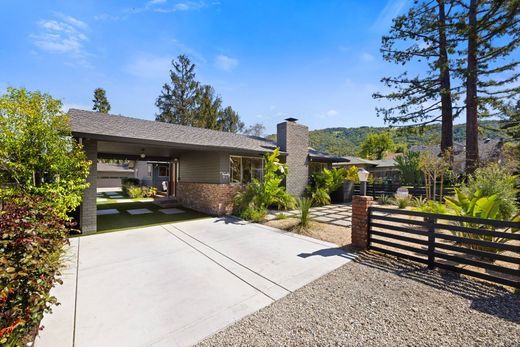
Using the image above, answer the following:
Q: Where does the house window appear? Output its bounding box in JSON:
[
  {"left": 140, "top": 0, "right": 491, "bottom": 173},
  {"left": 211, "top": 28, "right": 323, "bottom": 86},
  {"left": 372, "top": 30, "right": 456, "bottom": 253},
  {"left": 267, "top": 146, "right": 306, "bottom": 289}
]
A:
[
  {"left": 158, "top": 165, "right": 169, "bottom": 177},
  {"left": 309, "top": 162, "right": 328, "bottom": 175},
  {"left": 230, "top": 156, "right": 263, "bottom": 183}
]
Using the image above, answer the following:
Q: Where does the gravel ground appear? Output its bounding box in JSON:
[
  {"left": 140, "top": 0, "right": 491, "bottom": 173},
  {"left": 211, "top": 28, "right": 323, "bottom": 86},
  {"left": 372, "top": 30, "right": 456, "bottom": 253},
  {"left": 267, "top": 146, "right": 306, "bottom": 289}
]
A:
[{"left": 198, "top": 251, "right": 520, "bottom": 347}]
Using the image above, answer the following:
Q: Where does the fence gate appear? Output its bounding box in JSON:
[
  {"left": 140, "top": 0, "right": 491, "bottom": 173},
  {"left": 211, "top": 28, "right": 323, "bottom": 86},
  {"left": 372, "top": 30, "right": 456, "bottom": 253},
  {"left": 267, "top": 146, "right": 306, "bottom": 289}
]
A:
[{"left": 367, "top": 206, "right": 520, "bottom": 289}]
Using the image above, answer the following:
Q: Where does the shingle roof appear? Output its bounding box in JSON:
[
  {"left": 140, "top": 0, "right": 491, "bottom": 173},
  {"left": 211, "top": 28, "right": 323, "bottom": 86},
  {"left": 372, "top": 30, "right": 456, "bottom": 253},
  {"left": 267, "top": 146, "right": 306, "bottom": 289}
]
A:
[
  {"left": 308, "top": 148, "right": 350, "bottom": 162},
  {"left": 68, "top": 109, "right": 278, "bottom": 154}
]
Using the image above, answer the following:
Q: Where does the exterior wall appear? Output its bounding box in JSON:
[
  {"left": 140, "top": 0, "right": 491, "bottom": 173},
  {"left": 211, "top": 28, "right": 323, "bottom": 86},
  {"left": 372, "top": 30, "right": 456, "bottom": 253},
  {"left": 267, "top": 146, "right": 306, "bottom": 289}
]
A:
[
  {"left": 177, "top": 182, "right": 242, "bottom": 215},
  {"left": 80, "top": 139, "right": 98, "bottom": 233},
  {"left": 179, "top": 151, "right": 229, "bottom": 184},
  {"left": 97, "top": 171, "right": 134, "bottom": 189},
  {"left": 135, "top": 160, "right": 153, "bottom": 186},
  {"left": 277, "top": 121, "right": 309, "bottom": 197}
]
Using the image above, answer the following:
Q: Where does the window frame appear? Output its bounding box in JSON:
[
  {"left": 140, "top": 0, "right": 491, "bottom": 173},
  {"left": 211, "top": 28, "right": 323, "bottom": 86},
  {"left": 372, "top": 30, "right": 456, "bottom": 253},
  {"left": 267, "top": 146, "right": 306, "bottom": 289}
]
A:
[{"left": 229, "top": 155, "right": 264, "bottom": 184}]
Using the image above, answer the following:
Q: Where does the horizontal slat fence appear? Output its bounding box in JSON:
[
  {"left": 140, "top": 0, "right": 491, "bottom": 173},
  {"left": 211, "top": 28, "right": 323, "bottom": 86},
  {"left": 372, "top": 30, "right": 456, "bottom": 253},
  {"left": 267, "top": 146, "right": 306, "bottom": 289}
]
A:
[
  {"left": 368, "top": 206, "right": 520, "bottom": 288},
  {"left": 354, "top": 183, "right": 454, "bottom": 199}
]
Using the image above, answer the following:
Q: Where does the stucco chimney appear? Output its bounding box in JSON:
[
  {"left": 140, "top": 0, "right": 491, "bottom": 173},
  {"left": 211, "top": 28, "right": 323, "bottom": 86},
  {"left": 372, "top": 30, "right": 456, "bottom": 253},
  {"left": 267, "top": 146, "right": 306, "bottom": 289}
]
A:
[{"left": 277, "top": 118, "right": 309, "bottom": 197}]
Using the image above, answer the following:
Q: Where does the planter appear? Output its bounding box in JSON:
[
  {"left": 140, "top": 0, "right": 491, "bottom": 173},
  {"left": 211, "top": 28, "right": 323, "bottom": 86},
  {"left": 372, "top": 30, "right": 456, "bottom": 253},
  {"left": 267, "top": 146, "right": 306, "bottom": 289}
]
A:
[{"left": 331, "top": 180, "right": 355, "bottom": 203}]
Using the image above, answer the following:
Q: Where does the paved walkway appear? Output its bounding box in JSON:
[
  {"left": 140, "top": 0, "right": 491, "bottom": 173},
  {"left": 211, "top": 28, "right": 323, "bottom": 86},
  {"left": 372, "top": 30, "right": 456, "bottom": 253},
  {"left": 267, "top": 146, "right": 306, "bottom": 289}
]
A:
[
  {"left": 35, "top": 217, "right": 354, "bottom": 347},
  {"left": 268, "top": 203, "right": 352, "bottom": 227}
]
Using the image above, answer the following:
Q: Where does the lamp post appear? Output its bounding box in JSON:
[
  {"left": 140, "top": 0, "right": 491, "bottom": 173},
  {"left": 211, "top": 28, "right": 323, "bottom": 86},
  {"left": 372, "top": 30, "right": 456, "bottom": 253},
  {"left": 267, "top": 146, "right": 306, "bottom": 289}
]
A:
[{"left": 358, "top": 168, "right": 369, "bottom": 196}]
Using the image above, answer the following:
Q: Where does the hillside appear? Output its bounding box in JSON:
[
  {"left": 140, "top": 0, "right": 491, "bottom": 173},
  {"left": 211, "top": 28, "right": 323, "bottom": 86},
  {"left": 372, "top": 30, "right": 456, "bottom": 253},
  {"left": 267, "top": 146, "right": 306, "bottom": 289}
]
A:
[{"left": 307, "top": 120, "right": 505, "bottom": 156}]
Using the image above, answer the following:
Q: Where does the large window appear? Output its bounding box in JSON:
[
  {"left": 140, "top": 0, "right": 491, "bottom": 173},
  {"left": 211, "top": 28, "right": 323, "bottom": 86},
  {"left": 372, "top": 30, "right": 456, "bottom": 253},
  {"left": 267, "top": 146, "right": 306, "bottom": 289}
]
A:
[
  {"left": 230, "top": 156, "right": 263, "bottom": 183},
  {"left": 309, "top": 162, "right": 328, "bottom": 175}
]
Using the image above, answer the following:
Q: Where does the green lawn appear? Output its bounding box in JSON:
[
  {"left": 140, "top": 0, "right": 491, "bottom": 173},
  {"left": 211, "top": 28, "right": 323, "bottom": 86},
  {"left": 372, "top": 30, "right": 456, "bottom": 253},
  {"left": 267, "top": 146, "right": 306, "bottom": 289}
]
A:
[{"left": 93, "top": 194, "right": 209, "bottom": 233}]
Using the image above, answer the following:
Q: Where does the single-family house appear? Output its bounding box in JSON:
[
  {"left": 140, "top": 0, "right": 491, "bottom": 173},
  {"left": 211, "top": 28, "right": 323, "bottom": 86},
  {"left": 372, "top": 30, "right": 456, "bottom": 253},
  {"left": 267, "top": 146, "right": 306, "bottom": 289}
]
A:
[{"left": 68, "top": 109, "right": 347, "bottom": 233}]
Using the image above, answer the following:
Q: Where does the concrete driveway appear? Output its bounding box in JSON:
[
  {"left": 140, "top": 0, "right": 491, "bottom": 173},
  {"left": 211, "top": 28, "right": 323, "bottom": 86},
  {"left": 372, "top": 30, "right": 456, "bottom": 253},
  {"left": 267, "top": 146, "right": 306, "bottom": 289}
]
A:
[{"left": 35, "top": 217, "right": 354, "bottom": 347}]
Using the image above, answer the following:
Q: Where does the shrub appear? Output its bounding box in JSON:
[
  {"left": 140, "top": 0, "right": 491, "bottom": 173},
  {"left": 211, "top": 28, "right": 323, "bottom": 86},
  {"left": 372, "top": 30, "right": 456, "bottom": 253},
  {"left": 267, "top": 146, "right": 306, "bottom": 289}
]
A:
[
  {"left": 376, "top": 195, "right": 392, "bottom": 205},
  {"left": 411, "top": 196, "right": 428, "bottom": 208},
  {"left": 233, "top": 148, "right": 295, "bottom": 221},
  {"left": 0, "top": 193, "right": 71, "bottom": 345},
  {"left": 275, "top": 213, "right": 288, "bottom": 220},
  {"left": 308, "top": 167, "right": 348, "bottom": 206},
  {"left": 415, "top": 200, "right": 449, "bottom": 214},
  {"left": 461, "top": 163, "right": 518, "bottom": 220},
  {"left": 444, "top": 188, "right": 520, "bottom": 253},
  {"left": 127, "top": 185, "right": 144, "bottom": 198},
  {"left": 142, "top": 186, "right": 157, "bottom": 198},
  {"left": 298, "top": 197, "right": 313, "bottom": 230},
  {"left": 240, "top": 207, "right": 267, "bottom": 222},
  {"left": 122, "top": 178, "right": 140, "bottom": 196},
  {"left": 0, "top": 87, "right": 90, "bottom": 218},
  {"left": 392, "top": 195, "right": 411, "bottom": 209},
  {"left": 395, "top": 151, "right": 422, "bottom": 185}
]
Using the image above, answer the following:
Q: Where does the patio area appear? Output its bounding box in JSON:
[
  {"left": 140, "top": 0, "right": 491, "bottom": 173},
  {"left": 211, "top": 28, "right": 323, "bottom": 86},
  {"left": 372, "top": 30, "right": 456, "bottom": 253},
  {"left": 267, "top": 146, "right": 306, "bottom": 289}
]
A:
[
  {"left": 95, "top": 191, "right": 208, "bottom": 233},
  {"left": 268, "top": 203, "right": 353, "bottom": 227}
]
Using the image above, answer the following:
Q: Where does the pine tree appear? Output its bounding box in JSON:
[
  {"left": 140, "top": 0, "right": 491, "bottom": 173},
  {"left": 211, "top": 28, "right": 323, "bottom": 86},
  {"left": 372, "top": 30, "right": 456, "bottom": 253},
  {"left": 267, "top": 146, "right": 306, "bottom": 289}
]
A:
[
  {"left": 456, "top": 0, "right": 519, "bottom": 173},
  {"left": 92, "top": 88, "right": 111, "bottom": 113},
  {"left": 195, "top": 85, "right": 222, "bottom": 130},
  {"left": 218, "top": 106, "right": 244, "bottom": 133},
  {"left": 373, "top": 0, "right": 463, "bottom": 154},
  {"left": 155, "top": 55, "right": 199, "bottom": 125}
]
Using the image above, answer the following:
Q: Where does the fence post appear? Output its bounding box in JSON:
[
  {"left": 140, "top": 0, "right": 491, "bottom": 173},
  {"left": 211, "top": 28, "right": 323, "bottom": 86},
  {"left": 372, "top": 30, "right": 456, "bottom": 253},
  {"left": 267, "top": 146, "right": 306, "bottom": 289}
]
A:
[
  {"left": 352, "top": 195, "right": 374, "bottom": 249},
  {"left": 426, "top": 215, "right": 436, "bottom": 269}
]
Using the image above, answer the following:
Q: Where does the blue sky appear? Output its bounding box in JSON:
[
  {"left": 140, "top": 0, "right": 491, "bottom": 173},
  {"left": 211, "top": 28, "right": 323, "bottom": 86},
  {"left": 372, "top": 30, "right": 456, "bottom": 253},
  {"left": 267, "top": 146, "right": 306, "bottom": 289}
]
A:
[{"left": 1, "top": 0, "right": 409, "bottom": 134}]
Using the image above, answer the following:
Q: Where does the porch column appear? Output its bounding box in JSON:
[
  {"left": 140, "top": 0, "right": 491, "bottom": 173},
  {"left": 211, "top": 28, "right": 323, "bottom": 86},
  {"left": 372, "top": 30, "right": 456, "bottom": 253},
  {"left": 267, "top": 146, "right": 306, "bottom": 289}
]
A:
[{"left": 80, "top": 139, "right": 98, "bottom": 233}]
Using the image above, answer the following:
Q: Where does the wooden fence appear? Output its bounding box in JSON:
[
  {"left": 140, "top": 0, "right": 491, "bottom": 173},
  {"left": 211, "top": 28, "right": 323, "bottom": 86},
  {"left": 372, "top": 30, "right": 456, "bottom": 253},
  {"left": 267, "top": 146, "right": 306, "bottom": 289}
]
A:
[
  {"left": 368, "top": 206, "right": 520, "bottom": 288},
  {"left": 354, "top": 183, "right": 455, "bottom": 199}
]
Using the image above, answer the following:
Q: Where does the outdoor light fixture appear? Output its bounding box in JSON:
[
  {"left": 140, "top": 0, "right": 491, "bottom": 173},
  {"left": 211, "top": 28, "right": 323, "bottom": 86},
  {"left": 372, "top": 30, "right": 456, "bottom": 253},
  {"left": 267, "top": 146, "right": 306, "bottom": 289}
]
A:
[
  {"left": 358, "top": 168, "right": 369, "bottom": 196},
  {"left": 140, "top": 149, "right": 146, "bottom": 159}
]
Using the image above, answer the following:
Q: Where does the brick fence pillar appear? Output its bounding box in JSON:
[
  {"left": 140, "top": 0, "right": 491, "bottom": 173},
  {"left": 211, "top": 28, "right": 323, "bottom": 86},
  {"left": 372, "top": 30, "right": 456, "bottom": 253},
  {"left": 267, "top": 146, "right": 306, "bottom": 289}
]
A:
[{"left": 351, "top": 195, "right": 373, "bottom": 249}]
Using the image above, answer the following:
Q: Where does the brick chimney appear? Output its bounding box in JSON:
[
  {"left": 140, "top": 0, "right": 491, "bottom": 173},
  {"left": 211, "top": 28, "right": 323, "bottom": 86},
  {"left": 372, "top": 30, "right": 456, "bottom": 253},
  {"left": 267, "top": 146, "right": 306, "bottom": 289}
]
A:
[{"left": 277, "top": 118, "right": 309, "bottom": 197}]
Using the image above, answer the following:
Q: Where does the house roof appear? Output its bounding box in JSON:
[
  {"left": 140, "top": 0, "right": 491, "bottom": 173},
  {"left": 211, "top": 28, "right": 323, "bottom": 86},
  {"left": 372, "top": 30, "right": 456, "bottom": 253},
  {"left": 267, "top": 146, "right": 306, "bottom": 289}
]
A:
[
  {"left": 308, "top": 148, "right": 350, "bottom": 163},
  {"left": 371, "top": 159, "right": 398, "bottom": 168},
  {"left": 68, "top": 109, "right": 279, "bottom": 154}
]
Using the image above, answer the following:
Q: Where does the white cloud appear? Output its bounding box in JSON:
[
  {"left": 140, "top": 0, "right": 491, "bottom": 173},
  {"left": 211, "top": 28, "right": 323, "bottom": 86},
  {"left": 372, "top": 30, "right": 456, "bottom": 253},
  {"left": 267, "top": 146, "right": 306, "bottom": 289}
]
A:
[
  {"left": 125, "top": 55, "right": 172, "bottom": 79},
  {"left": 94, "top": 13, "right": 122, "bottom": 22},
  {"left": 31, "top": 14, "right": 89, "bottom": 64},
  {"left": 214, "top": 55, "right": 239, "bottom": 71},
  {"left": 149, "top": 0, "right": 167, "bottom": 4},
  {"left": 371, "top": 0, "right": 406, "bottom": 31},
  {"left": 147, "top": 1, "right": 208, "bottom": 13},
  {"left": 326, "top": 109, "right": 338, "bottom": 116},
  {"left": 361, "top": 52, "right": 375, "bottom": 62}
]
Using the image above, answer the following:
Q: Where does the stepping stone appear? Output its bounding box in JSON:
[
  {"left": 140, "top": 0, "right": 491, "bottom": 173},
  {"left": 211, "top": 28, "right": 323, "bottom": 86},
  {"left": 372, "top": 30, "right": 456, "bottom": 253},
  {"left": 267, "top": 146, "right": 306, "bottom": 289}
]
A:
[
  {"left": 116, "top": 199, "right": 134, "bottom": 203},
  {"left": 314, "top": 216, "right": 333, "bottom": 222},
  {"left": 158, "top": 208, "right": 186, "bottom": 215},
  {"left": 96, "top": 193, "right": 104, "bottom": 197},
  {"left": 96, "top": 198, "right": 108, "bottom": 202},
  {"left": 127, "top": 208, "right": 153, "bottom": 215},
  {"left": 109, "top": 195, "right": 124, "bottom": 199},
  {"left": 97, "top": 209, "right": 119, "bottom": 216},
  {"left": 332, "top": 220, "right": 351, "bottom": 227},
  {"left": 104, "top": 192, "right": 119, "bottom": 196},
  {"left": 138, "top": 199, "right": 154, "bottom": 202}
]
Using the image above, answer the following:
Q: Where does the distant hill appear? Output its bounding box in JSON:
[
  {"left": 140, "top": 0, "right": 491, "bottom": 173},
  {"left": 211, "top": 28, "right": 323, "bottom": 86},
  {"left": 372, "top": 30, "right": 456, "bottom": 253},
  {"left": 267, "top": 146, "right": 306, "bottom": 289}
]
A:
[{"left": 268, "top": 120, "right": 506, "bottom": 156}]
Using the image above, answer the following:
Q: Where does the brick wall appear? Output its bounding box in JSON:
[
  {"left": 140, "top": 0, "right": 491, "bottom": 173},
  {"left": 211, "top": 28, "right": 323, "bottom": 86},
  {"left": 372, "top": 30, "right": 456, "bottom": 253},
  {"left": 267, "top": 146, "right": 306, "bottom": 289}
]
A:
[
  {"left": 277, "top": 120, "right": 309, "bottom": 197},
  {"left": 80, "top": 139, "right": 98, "bottom": 233},
  {"left": 351, "top": 195, "right": 373, "bottom": 249},
  {"left": 177, "top": 182, "right": 243, "bottom": 215}
]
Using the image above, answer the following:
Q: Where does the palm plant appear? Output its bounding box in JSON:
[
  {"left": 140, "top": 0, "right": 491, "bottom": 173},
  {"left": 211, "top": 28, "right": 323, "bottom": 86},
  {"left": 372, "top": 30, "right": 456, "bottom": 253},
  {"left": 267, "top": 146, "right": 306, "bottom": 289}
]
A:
[{"left": 298, "top": 197, "right": 313, "bottom": 230}]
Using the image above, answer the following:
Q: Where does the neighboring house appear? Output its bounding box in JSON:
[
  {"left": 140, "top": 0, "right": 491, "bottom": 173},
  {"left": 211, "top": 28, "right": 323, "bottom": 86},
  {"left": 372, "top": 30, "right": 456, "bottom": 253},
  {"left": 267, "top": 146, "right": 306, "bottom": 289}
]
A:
[
  {"left": 68, "top": 109, "right": 347, "bottom": 233},
  {"left": 97, "top": 162, "right": 135, "bottom": 190},
  {"left": 333, "top": 156, "right": 400, "bottom": 182}
]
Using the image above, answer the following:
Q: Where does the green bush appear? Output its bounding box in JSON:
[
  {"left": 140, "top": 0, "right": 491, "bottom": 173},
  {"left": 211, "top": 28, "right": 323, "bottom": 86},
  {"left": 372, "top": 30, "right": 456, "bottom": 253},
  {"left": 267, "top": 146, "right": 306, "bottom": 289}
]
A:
[
  {"left": 127, "top": 185, "right": 144, "bottom": 198},
  {"left": 391, "top": 195, "right": 411, "bottom": 209},
  {"left": 376, "top": 195, "right": 392, "bottom": 205},
  {"left": 414, "top": 200, "right": 449, "bottom": 214},
  {"left": 308, "top": 167, "right": 348, "bottom": 206},
  {"left": 444, "top": 188, "right": 520, "bottom": 253},
  {"left": 275, "top": 213, "right": 288, "bottom": 220},
  {"left": 142, "top": 186, "right": 157, "bottom": 198},
  {"left": 241, "top": 207, "right": 267, "bottom": 222},
  {"left": 298, "top": 197, "right": 313, "bottom": 230},
  {"left": 395, "top": 151, "right": 423, "bottom": 185},
  {"left": 0, "top": 193, "right": 71, "bottom": 345},
  {"left": 411, "top": 196, "right": 428, "bottom": 208},
  {"left": 121, "top": 177, "right": 140, "bottom": 186},
  {"left": 233, "top": 148, "right": 295, "bottom": 221},
  {"left": 0, "top": 87, "right": 90, "bottom": 218},
  {"left": 461, "top": 163, "right": 518, "bottom": 220}
]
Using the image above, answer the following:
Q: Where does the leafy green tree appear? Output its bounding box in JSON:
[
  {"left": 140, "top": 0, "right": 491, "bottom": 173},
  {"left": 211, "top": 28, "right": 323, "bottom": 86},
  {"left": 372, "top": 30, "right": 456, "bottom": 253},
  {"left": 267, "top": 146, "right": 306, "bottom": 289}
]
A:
[
  {"left": 156, "top": 55, "right": 199, "bottom": 125},
  {"left": 194, "top": 85, "right": 222, "bottom": 130},
  {"left": 218, "top": 106, "right": 244, "bottom": 133},
  {"left": 457, "top": 0, "right": 519, "bottom": 173},
  {"left": 92, "top": 88, "right": 111, "bottom": 113},
  {"left": 395, "top": 151, "right": 423, "bottom": 185},
  {"left": 359, "top": 133, "right": 397, "bottom": 160},
  {"left": 243, "top": 123, "right": 266, "bottom": 137},
  {"left": 373, "top": 0, "right": 463, "bottom": 154},
  {"left": 0, "top": 87, "right": 90, "bottom": 217}
]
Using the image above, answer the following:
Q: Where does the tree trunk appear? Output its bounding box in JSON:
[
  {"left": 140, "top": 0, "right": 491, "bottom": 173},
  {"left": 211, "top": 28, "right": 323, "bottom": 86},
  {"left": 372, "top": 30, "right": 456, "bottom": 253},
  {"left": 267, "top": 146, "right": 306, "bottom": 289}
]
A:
[
  {"left": 438, "top": 0, "right": 454, "bottom": 156},
  {"left": 465, "top": 0, "right": 479, "bottom": 174}
]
